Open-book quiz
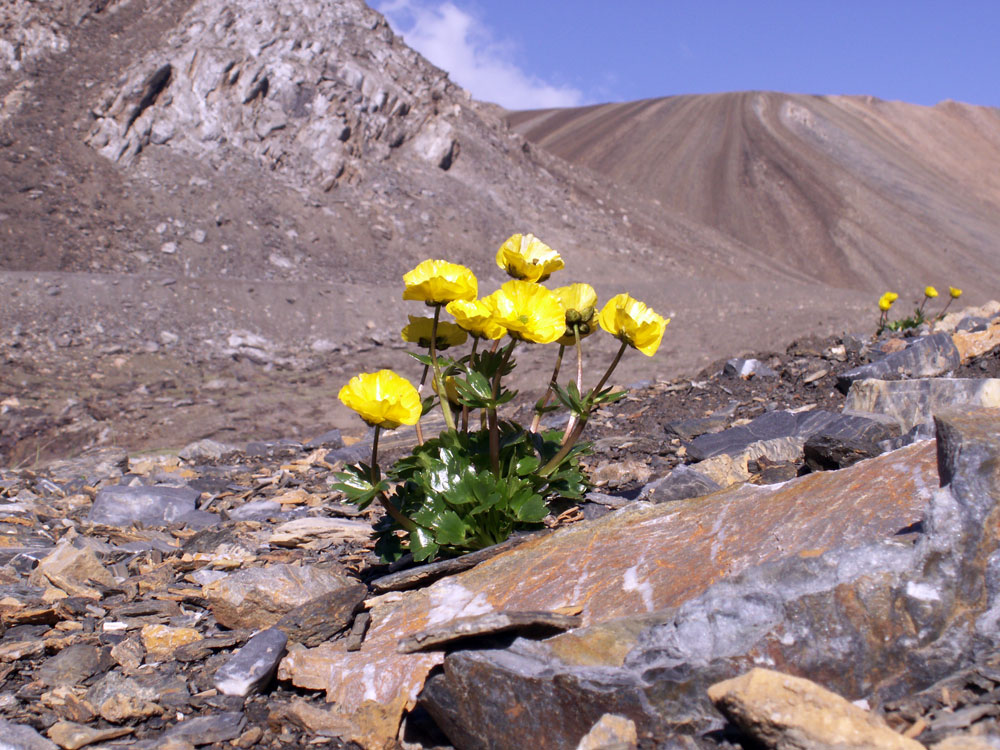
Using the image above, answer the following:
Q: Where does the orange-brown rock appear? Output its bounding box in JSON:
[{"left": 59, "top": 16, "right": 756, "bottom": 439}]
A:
[
  {"left": 708, "top": 668, "right": 924, "bottom": 750},
  {"left": 279, "top": 440, "right": 936, "bottom": 747}
]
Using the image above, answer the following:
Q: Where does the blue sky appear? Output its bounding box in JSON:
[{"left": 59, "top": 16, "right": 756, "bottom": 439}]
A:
[{"left": 377, "top": 1, "right": 1000, "bottom": 110}]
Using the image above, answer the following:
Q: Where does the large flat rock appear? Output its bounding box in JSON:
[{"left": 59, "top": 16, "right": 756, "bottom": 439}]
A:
[
  {"left": 421, "top": 408, "right": 1000, "bottom": 749},
  {"left": 278, "top": 438, "right": 937, "bottom": 747}
]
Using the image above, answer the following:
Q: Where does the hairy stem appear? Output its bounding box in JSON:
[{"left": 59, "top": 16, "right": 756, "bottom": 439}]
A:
[
  {"left": 429, "top": 305, "right": 455, "bottom": 431},
  {"left": 530, "top": 344, "right": 565, "bottom": 434},
  {"left": 371, "top": 427, "right": 416, "bottom": 532}
]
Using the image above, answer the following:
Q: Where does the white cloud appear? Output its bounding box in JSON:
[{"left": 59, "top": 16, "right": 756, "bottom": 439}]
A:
[{"left": 377, "top": 0, "right": 584, "bottom": 110}]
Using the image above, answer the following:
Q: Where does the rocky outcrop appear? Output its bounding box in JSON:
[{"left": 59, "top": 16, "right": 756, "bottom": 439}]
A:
[
  {"left": 416, "top": 407, "right": 1000, "bottom": 748},
  {"left": 85, "top": 0, "right": 463, "bottom": 188}
]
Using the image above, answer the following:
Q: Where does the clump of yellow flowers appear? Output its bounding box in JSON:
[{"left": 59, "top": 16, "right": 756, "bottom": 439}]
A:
[
  {"left": 876, "top": 285, "right": 962, "bottom": 336},
  {"left": 334, "top": 233, "right": 669, "bottom": 562}
]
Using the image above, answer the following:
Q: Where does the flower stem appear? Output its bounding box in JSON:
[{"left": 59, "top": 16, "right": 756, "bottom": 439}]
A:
[
  {"left": 429, "top": 305, "right": 456, "bottom": 431},
  {"left": 415, "top": 363, "right": 430, "bottom": 445},
  {"left": 530, "top": 344, "right": 565, "bottom": 434},
  {"left": 489, "top": 340, "right": 516, "bottom": 476},
  {"left": 561, "top": 327, "right": 587, "bottom": 443},
  {"left": 371, "top": 426, "right": 416, "bottom": 532},
  {"left": 545, "top": 340, "right": 627, "bottom": 473},
  {"left": 463, "top": 339, "right": 479, "bottom": 433}
]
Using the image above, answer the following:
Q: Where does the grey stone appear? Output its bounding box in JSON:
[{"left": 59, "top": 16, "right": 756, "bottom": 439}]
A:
[
  {"left": 36, "top": 644, "right": 110, "bottom": 687},
  {"left": 244, "top": 438, "right": 302, "bottom": 457},
  {"left": 836, "top": 332, "right": 960, "bottom": 393},
  {"left": 956, "top": 316, "right": 990, "bottom": 333},
  {"left": 227, "top": 499, "right": 282, "bottom": 521},
  {"left": 164, "top": 712, "right": 246, "bottom": 746},
  {"left": 646, "top": 465, "right": 722, "bottom": 503},
  {"left": 802, "top": 412, "right": 902, "bottom": 471},
  {"left": 88, "top": 484, "right": 201, "bottom": 527},
  {"left": 0, "top": 719, "right": 59, "bottom": 750},
  {"left": 663, "top": 402, "right": 737, "bottom": 441},
  {"left": 213, "top": 628, "right": 288, "bottom": 697},
  {"left": 843, "top": 378, "right": 1000, "bottom": 433},
  {"left": 686, "top": 409, "right": 839, "bottom": 462},
  {"left": 43, "top": 448, "right": 129, "bottom": 486},
  {"left": 275, "top": 583, "right": 367, "bottom": 647},
  {"left": 325, "top": 441, "right": 370, "bottom": 466},
  {"left": 305, "top": 429, "right": 344, "bottom": 449},
  {"left": 178, "top": 439, "right": 237, "bottom": 462}
]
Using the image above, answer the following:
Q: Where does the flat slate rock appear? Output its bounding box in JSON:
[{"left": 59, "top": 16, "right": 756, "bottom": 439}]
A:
[
  {"left": 802, "top": 412, "right": 902, "bottom": 471},
  {"left": 214, "top": 628, "right": 288, "bottom": 697},
  {"left": 163, "top": 711, "right": 246, "bottom": 746},
  {"left": 398, "top": 611, "right": 583, "bottom": 654},
  {"left": 836, "top": 332, "right": 960, "bottom": 393},
  {"left": 686, "top": 409, "right": 839, "bottom": 462},
  {"left": 88, "top": 484, "right": 203, "bottom": 527},
  {"left": 276, "top": 583, "right": 367, "bottom": 647},
  {"left": 0, "top": 718, "right": 59, "bottom": 750},
  {"left": 646, "top": 464, "right": 723, "bottom": 504},
  {"left": 844, "top": 378, "right": 1000, "bottom": 433}
]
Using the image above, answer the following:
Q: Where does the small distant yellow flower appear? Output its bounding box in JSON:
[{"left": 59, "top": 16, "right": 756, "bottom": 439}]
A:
[
  {"left": 495, "top": 233, "right": 564, "bottom": 283},
  {"left": 401, "top": 316, "right": 468, "bottom": 350},
  {"left": 598, "top": 293, "right": 669, "bottom": 357},
  {"left": 338, "top": 370, "right": 422, "bottom": 429},
  {"left": 553, "top": 283, "right": 598, "bottom": 346},
  {"left": 403, "top": 260, "right": 477, "bottom": 305},
  {"left": 878, "top": 292, "right": 898, "bottom": 312},
  {"left": 482, "top": 280, "right": 566, "bottom": 344},
  {"left": 924, "top": 286, "right": 939, "bottom": 299},
  {"left": 446, "top": 299, "right": 507, "bottom": 340},
  {"left": 950, "top": 286, "right": 963, "bottom": 299}
]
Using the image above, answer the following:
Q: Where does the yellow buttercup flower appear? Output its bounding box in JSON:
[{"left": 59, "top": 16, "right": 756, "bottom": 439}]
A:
[
  {"left": 554, "top": 283, "right": 598, "bottom": 346},
  {"left": 432, "top": 375, "right": 461, "bottom": 407},
  {"left": 924, "top": 286, "right": 939, "bottom": 299},
  {"left": 338, "top": 370, "right": 422, "bottom": 429},
  {"left": 598, "top": 293, "right": 669, "bottom": 356},
  {"left": 495, "top": 233, "right": 564, "bottom": 283},
  {"left": 482, "top": 280, "right": 566, "bottom": 344},
  {"left": 878, "top": 292, "right": 898, "bottom": 312},
  {"left": 446, "top": 299, "right": 507, "bottom": 340},
  {"left": 402, "top": 260, "right": 477, "bottom": 305},
  {"left": 950, "top": 286, "right": 962, "bottom": 299},
  {"left": 401, "top": 316, "right": 468, "bottom": 350}
]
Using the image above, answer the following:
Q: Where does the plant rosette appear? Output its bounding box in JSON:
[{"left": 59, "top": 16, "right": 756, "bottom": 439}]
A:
[{"left": 334, "top": 234, "right": 669, "bottom": 563}]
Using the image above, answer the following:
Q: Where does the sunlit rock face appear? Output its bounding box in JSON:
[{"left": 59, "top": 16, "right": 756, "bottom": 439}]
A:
[{"left": 280, "top": 431, "right": 941, "bottom": 746}]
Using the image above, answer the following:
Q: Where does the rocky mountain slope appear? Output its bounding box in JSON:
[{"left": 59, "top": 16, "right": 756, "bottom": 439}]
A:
[
  {"left": 508, "top": 93, "right": 1000, "bottom": 294},
  {"left": 1, "top": 0, "right": 997, "bottom": 464}
]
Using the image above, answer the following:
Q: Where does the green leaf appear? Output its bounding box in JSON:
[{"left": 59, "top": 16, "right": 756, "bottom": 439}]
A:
[
  {"left": 515, "top": 456, "right": 540, "bottom": 475},
  {"left": 433, "top": 510, "right": 470, "bottom": 546},
  {"left": 409, "top": 526, "right": 440, "bottom": 562}
]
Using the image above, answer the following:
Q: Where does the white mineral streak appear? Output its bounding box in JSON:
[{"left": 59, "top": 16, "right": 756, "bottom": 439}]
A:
[
  {"left": 905, "top": 581, "right": 941, "bottom": 602},
  {"left": 361, "top": 662, "right": 378, "bottom": 701},
  {"left": 622, "top": 565, "right": 654, "bottom": 612},
  {"left": 425, "top": 579, "right": 493, "bottom": 626}
]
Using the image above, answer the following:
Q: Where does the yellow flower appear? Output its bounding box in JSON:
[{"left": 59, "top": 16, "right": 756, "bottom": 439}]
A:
[
  {"left": 924, "top": 286, "right": 939, "bottom": 299},
  {"left": 446, "top": 299, "right": 507, "bottom": 340},
  {"left": 950, "top": 286, "right": 963, "bottom": 299},
  {"left": 401, "top": 316, "right": 468, "bottom": 349},
  {"left": 598, "top": 293, "right": 669, "bottom": 356},
  {"left": 553, "top": 283, "right": 599, "bottom": 346},
  {"left": 878, "top": 292, "right": 898, "bottom": 312},
  {"left": 338, "top": 370, "right": 422, "bottom": 429},
  {"left": 482, "top": 280, "right": 566, "bottom": 344},
  {"left": 402, "top": 260, "right": 477, "bottom": 305},
  {"left": 495, "top": 233, "right": 564, "bottom": 283},
  {"left": 432, "top": 375, "right": 461, "bottom": 407}
]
